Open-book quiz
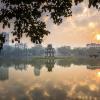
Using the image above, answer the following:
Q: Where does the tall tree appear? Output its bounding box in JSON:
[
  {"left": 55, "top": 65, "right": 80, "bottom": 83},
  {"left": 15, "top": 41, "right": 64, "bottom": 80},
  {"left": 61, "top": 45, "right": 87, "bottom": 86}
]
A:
[{"left": 0, "top": 0, "right": 100, "bottom": 49}]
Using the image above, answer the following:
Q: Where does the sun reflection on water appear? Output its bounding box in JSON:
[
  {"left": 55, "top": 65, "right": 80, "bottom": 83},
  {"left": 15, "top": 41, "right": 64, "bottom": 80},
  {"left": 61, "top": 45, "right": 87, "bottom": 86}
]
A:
[{"left": 96, "top": 71, "right": 100, "bottom": 77}]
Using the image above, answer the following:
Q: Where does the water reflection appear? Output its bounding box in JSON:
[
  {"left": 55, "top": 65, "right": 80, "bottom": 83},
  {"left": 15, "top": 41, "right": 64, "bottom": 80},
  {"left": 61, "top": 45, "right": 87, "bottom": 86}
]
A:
[
  {"left": 0, "top": 58, "right": 100, "bottom": 79},
  {"left": 87, "top": 65, "right": 100, "bottom": 70},
  {"left": 0, "top": 58, "right": 100, "bottom": 100},
  {"left": 45, "top": 59, "right": 55, "bottom": 72},
  {"left": 0, "top": 67, "right": 9, "bottom": 81}
]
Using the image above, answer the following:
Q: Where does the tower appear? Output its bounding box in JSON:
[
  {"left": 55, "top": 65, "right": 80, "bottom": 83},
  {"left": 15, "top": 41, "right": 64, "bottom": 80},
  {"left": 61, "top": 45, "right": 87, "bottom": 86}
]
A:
[{"left": 45, "top": 44, "right": 55, "bottom": 57}]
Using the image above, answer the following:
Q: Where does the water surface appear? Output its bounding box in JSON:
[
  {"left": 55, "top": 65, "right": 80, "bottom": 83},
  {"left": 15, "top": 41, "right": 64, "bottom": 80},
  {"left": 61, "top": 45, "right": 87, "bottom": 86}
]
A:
[{"left": 0, "top": 58, "right": 100, "bottom": 100}]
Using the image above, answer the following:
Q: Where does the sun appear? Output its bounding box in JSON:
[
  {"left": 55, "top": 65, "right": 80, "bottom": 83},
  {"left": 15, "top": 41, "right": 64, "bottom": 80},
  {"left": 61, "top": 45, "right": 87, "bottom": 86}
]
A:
[{"left": 96, "top": 34, "right": 100, "bottom": 41}]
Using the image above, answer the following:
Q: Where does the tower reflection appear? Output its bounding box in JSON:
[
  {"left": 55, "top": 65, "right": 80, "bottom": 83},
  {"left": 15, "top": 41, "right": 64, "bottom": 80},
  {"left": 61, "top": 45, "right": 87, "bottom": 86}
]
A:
[{"left": 45, "top": 59, "right": 55, "bottom": 72}]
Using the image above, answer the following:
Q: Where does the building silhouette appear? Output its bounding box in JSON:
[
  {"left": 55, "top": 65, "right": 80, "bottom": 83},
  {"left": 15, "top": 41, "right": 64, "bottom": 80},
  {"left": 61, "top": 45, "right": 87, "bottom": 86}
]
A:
[
  {"left": 2, "top": 32, "right": 10, "bottom": 47},
  {"left": 15, "top": 43, "right": 27, "bottom": 49},
  {"left": 45, "top": 44, "right": 55, "bottom": 57},
  {"left": 87, "top": 43, "right": 100, "bottom": 48},
  {"left": 15, "top": 43, "right": 28, "bottom": 57}
]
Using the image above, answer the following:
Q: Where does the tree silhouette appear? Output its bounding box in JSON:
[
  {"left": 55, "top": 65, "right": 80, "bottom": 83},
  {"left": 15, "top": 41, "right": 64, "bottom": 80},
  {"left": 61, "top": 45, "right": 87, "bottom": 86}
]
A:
[
  {"left": 0, "top": 34, "right": 5, "bottom": 49},
  {"left": 0, "top": 0, "right": 100, "bottom": 49}
]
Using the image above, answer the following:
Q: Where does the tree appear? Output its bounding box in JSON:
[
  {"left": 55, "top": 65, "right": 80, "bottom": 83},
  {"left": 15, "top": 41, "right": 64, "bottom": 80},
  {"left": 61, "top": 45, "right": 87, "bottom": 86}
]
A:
[
  {"left": 57, "top": 46, "right": 71, "bottom": 56},
  {"left": 0, "top": 0, "right": 100, "bottom": 49},
  {"left": 0, "top": 34, "right": 5, "bottom": 49},
  {"left": 30, "top": 44, "right": 45, "bottom": 56},
  {"left": 72, "top": 48, "right": 87, "bottom": 57}
]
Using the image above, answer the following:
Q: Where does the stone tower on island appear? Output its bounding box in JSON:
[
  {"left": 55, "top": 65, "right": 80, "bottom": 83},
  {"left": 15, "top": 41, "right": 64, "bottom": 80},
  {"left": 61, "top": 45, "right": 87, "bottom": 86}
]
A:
[{"left": 45, "top": 44, "right": 55, "bottom": 57}]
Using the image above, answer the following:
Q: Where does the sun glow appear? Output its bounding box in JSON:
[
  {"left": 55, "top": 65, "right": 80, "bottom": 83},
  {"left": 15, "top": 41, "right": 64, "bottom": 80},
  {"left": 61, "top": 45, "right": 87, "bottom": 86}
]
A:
[
  {"left": 97, "top": 72, "right": 100, "bottom": 77},
  {"left": 96, "top": 34, "right": 100, "bottom": 41}
]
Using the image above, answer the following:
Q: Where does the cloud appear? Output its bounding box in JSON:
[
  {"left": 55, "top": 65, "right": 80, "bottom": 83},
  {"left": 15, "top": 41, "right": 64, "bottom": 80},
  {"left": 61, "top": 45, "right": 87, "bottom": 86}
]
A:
[{"left": 43, "top": 1, "right": 100, "bottom": 47}]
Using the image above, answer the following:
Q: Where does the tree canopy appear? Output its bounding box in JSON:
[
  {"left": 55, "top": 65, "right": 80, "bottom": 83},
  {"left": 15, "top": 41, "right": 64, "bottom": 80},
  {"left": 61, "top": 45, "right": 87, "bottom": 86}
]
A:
[{"left": 0, "top": 0, "right": 100, "bottom": 49}]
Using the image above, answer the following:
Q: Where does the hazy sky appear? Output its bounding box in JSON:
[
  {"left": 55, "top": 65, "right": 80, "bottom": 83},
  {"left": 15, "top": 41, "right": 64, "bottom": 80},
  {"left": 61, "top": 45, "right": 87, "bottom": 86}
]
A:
[
  {"left": 0, "top": 1, "right": 100, "bottom": 48},
  {"left": 42, "top": 2, "right": 100, "bottom": 47}
]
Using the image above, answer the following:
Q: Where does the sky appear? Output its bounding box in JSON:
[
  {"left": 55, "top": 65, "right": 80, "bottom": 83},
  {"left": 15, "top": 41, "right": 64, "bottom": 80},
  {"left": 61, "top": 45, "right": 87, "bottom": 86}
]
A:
[
  {"left": 0, "top": 1, "right": 100, "bottom": 48},
  {"left": 42, "top": 1, "right": 100, "bottom": 48}
]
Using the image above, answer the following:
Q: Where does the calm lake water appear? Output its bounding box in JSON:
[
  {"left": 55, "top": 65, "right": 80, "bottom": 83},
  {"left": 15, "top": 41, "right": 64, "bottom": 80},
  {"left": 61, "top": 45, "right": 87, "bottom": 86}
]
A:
[{"left": 0, "top": 58, "right": 100, "bottom": 100}]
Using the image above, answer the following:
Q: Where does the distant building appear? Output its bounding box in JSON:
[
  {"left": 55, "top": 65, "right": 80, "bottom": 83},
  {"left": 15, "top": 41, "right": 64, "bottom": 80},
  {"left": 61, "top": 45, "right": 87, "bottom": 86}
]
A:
[
  {"left": 15, "top": 43, "right": 27, "bottom": 49},
  {"left": 57, "top": 46, "right": 71, "bottom": 57},
  {"left": 86, "top": 43, "right": 100, "bottom": 58},
  {"left": 87, "top": 43, "right": 100, "bottom": 48},
  {"left": 45, "top": 44, "right": 55, "bottom": 57},
  {"left": 14, "top": 43, "right": 28, "bottom": 57},
  {"left": 2, "top": 32, "right": 10, "bottom": 47}
]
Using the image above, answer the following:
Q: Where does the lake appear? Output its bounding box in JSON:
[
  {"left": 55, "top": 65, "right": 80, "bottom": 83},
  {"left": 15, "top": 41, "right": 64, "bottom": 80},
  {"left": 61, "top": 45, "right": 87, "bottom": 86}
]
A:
[{"left": 0, "top": 58, "right": 100, "bottom": 100}]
